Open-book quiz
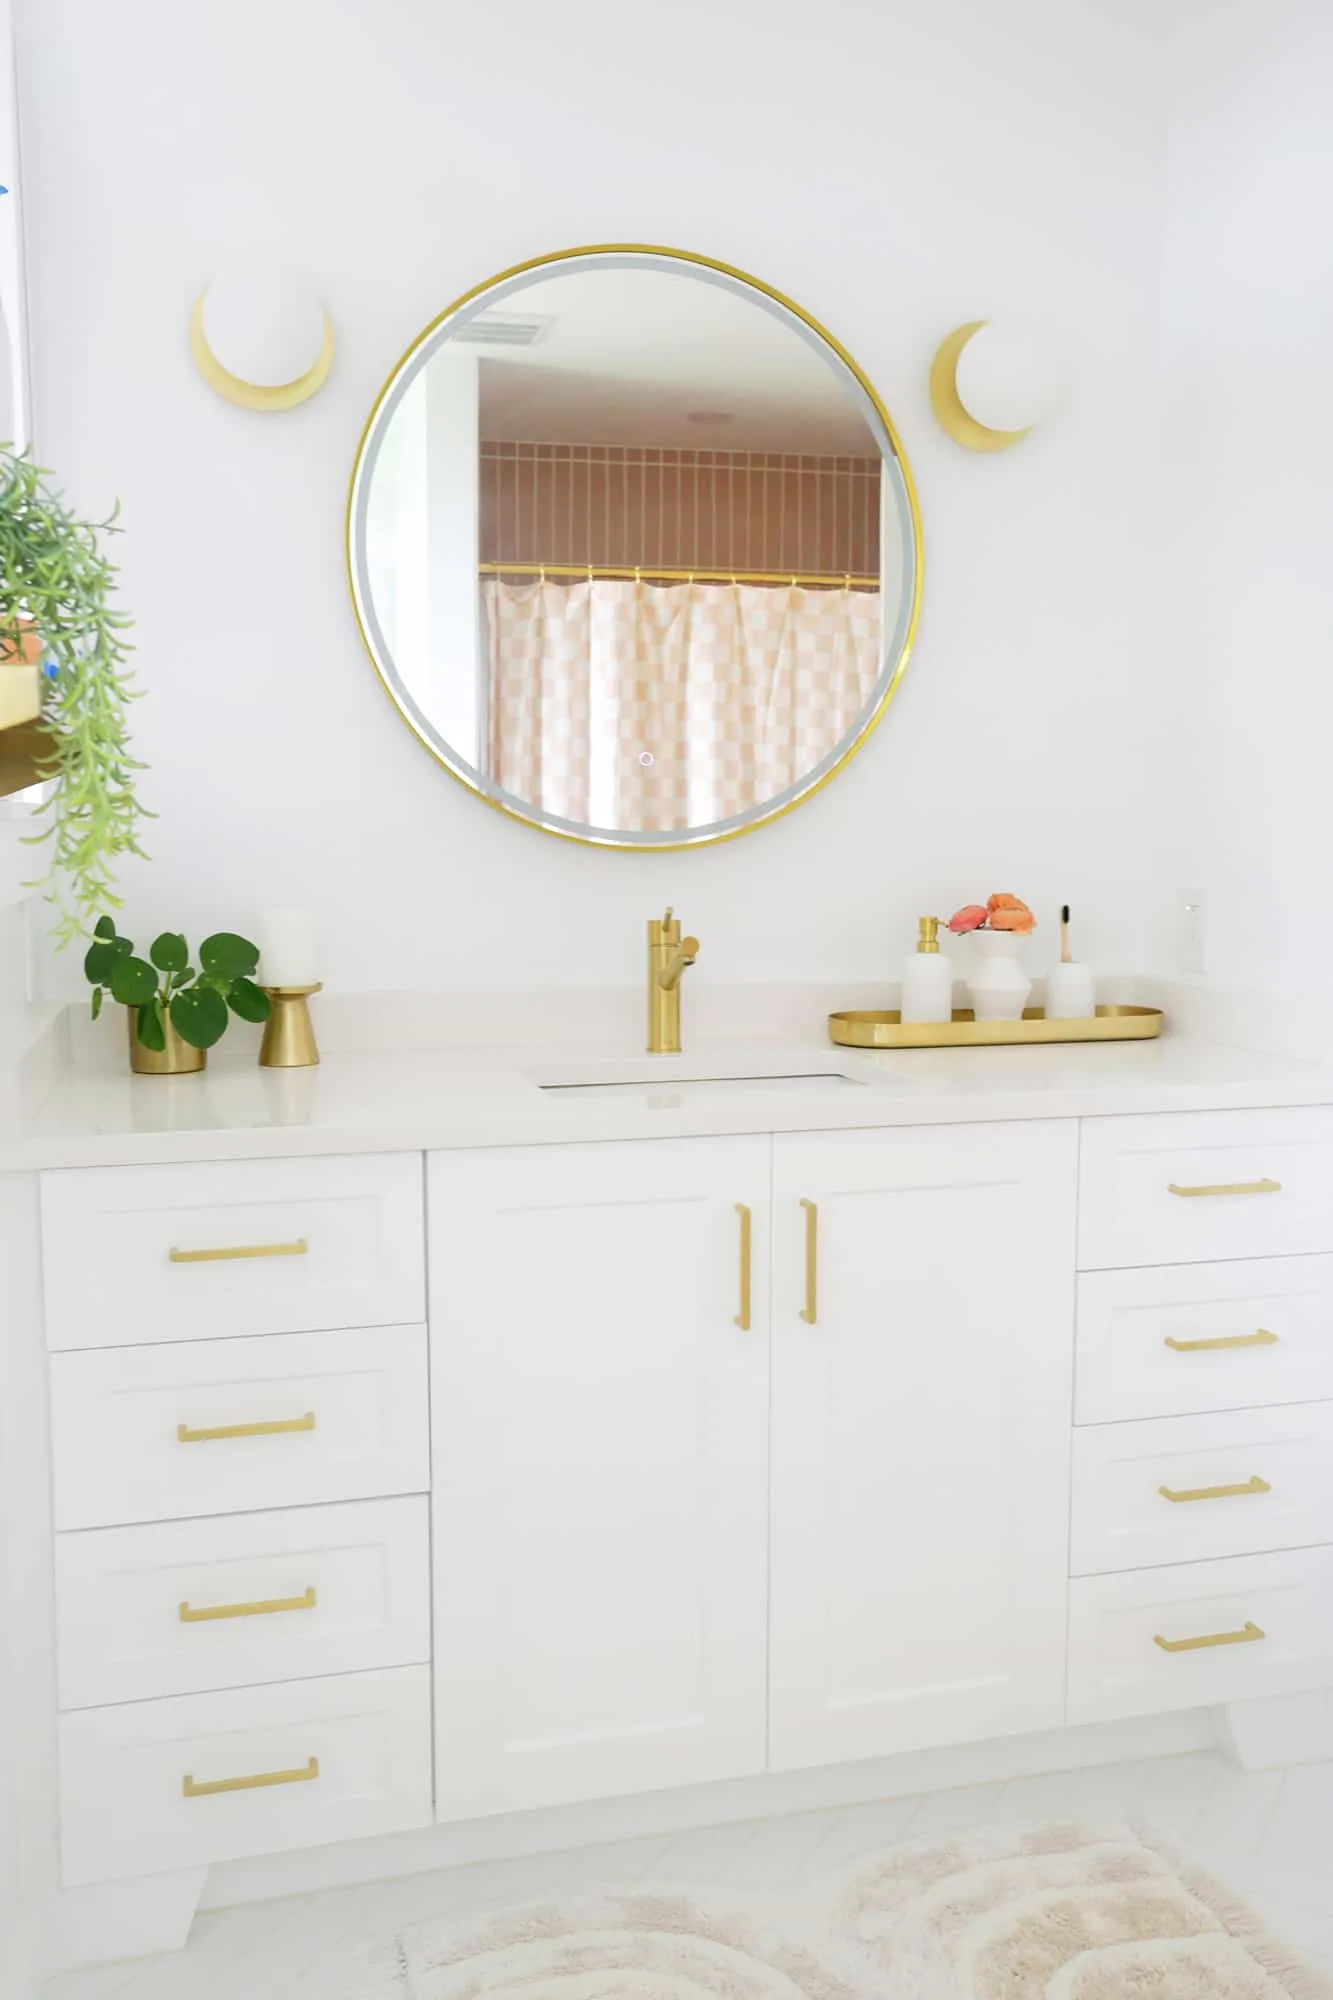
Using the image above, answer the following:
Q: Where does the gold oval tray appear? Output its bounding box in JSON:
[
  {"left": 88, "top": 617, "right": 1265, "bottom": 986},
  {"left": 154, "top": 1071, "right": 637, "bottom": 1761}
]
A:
[{"left": 829, "top": 1005, "right": 1164, "bottom": 1050}]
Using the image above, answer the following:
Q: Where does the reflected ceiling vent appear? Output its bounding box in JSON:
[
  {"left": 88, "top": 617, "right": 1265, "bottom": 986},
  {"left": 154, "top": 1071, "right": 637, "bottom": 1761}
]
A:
[{"left": 450, "top": 313, "right": 552, "bottom": 348}]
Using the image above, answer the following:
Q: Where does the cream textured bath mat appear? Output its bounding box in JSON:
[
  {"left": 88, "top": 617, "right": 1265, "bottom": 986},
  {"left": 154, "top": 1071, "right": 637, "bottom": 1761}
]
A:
[{"left": 398, "top": 1821, "right": 1332, "bottom": 1998}]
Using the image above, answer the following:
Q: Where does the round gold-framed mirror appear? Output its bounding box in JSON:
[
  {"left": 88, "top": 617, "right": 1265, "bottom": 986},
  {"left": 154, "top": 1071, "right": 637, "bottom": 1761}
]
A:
[{"left": 347, "top": 245, "right": 922, "bottom": 850}]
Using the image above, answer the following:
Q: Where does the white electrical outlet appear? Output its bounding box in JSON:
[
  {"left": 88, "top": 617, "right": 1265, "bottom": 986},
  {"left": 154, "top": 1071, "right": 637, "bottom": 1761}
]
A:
[{"left": 1178, "top": 889, "right": 1207, "bottom": 975}]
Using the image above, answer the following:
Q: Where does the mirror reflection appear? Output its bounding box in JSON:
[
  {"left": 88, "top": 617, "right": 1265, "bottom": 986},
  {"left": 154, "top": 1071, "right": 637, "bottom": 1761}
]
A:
[{"left": 351, "top": 249, "right": 920, "bottom": 848}]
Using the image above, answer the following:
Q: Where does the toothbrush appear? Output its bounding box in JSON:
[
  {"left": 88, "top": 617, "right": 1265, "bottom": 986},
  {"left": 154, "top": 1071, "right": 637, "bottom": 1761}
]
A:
[{"left": 1060, "top": 905, "right": 1072, "bottom": 964}]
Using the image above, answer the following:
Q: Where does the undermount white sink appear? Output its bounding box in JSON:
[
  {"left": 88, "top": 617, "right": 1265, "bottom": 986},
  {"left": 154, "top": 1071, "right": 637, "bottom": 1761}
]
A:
[{"left": 533, "top": 1058, "right": 866, "bottom": 1098}]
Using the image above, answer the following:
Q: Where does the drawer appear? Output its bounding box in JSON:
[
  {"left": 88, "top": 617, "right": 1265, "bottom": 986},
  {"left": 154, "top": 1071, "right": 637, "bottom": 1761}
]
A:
[
  {"left": 1076, "top": 1257, "right": 1333, "bottom": 1424},
  {"left": 1068, "top": 1547, "right": 1333, "bottom": 1724},
  {"left": 56, "top": 1496, "right": 430, "bottom": 1709},
  {"left": 50, "top": 1324, "right": 429, "bottom": 1530},
  {"left": 1078, "top": 1108, "right": 1333, "bottom": 1271},
  {"left": 1071, "top": 1404, "right": 1333, "bottom": 1576},
  {"left": 59, "top": 1664, "right": 432, "bottom": 1886},
  {"left": 41, "top": 1153, "right": 424, "bottom": 1351}
]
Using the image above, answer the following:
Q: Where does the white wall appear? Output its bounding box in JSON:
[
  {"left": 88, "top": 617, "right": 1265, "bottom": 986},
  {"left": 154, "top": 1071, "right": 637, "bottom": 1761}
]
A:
[
  {"left": 15, "top": 0, "right": 1170, "bottom": 997},
  {"left": 1162, "top": 0, "right": 1333, "bottom": 997}
]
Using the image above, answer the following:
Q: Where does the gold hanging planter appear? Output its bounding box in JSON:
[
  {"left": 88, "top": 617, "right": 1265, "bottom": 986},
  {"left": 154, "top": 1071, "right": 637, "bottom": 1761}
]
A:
[
  {"left": 0, "top": 618, "right": 43, "bottom": 735},
  {"left": 0, "top": 660, "right": 40, "bottom": 732},
  {"left": 0, "top": 717, "right": 49, "bottom": 798},
  {"left": 0, "top": 621, "right": 47, "bottom": 797}
]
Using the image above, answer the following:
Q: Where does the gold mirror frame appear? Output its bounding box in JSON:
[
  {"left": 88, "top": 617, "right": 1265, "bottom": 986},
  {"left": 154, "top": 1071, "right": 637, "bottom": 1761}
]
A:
[{"left": 346, "top": 245, "right": 924, "bottom": 852}]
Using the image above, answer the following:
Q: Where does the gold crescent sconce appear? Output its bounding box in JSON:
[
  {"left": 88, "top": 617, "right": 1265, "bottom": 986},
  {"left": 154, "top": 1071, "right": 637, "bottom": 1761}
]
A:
[
  {"left": 191, "top": 264, "right": 334, "bottom": 412},
  {"left": 929, "top": 322, "right": 1031, "bottom": 453}
]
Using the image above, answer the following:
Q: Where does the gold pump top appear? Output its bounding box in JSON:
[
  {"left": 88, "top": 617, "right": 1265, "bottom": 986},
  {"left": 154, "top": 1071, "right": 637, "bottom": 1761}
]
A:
[{"left": 917, "top": 915, "right": 941, "bottom": 954}]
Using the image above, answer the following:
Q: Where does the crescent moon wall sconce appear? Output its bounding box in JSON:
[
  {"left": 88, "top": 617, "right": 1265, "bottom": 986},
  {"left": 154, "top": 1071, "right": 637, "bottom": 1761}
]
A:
[
  {"left": 929, "top": 319, "right": 1063, "bottom": 453},
  {"left": 191, "top": 263, "right": 334, "bottom": 411}
]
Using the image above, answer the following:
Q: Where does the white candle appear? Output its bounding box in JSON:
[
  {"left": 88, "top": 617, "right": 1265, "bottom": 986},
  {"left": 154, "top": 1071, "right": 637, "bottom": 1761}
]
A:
[{"left": 256, "top": 909, "right": 320, "bottom": 989}]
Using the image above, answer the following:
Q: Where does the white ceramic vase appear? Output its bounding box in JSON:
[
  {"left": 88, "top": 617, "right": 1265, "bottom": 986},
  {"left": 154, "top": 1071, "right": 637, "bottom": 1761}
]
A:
[{"left": 968, "top": 930, "right": 1032, "bottom": 1022}]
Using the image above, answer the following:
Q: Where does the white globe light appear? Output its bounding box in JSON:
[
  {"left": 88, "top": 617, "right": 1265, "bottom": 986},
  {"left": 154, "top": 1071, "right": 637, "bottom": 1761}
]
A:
[
  {"left": 200, "top": 263, "right": 326, "bottom": 388},
  {"left": 954, "top": 320, "right": 1064, "bottom": 433}
]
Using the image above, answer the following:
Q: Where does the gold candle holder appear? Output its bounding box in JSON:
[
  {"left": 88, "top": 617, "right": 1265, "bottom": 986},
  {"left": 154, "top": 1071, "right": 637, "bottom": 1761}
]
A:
[{"left": 259, "top": 983, "right": 322, "bottom": 1068}]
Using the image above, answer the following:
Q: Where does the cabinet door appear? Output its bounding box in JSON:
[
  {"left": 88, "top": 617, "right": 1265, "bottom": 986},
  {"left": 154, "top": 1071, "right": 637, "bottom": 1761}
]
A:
[
  {"left": 770, "top": 1121, "right": 1077, "bottom": 1769},
  {"left": 428, "top": 1136, "right": 770, "bottom": 1818}
]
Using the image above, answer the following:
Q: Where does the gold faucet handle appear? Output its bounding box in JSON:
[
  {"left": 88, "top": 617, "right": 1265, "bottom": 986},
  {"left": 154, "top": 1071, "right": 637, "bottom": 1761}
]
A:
[{"left": 649, "top": 907, "right": 683, "bottom": 945}]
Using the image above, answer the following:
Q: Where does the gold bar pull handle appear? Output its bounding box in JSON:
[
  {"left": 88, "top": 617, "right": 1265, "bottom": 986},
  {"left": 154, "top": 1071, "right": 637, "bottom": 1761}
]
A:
[
  {"left": 800, "top": 1199, "right": 818, "bottom": 1325},
  {"left": 169, "top": 1238, "right": 309, "bottom": 1265},
  {"left": 1153, "top": 1622, "right": 1266, "bottom": 1655},
  {"left": 734, "top": 1204, "right": 752, "bottom": 1331},
  {"left": 1166, "top": 1179, "right": 1282, "bottom": 1199},
  {"left": 183, "top": 1756, "right": 319, "bottom": 1799},
  {"left": 177, "top": 1412, "right": 316, "bottom": 1445},
  {"left": 1165, "top": 1329, "right": 1280, "bottom": 1353},
  {"left": 180, "top": 1586, "right": 317, "bottom": 1625},
  {"left": 1159, "top": 1475, "right": 1271, "bottom": 1504}
]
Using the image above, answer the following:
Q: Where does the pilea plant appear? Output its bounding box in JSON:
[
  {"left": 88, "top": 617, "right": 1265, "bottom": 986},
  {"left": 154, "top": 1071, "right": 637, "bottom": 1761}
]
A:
[
  {"left": 84, "top": 920, "right": 270, "bottom": 1053},
  {"left": 0, "top": 450, "right": 146, "bottom": 944}
]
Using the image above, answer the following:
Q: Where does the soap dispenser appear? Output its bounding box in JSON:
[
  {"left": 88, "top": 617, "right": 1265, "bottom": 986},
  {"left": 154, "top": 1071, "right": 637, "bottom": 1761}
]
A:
[{"left": 901, "top": 916, "right": 954, "bottom": 1024}]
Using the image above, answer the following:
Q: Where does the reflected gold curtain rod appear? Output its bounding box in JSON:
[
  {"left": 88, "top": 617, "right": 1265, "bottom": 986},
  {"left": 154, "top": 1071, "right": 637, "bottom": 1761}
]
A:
[{"left": 478, "top": 560, "right": 879, "bottom": 590}]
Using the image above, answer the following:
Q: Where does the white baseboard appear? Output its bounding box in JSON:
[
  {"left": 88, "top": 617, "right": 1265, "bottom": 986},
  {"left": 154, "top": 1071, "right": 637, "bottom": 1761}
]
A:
[
  {"left": 202, "top": 1706, "right": 1215, "bottom": 1915},
  {"left": 46, "top": 1870, "right": 207, "bottom": 1979},
  {"left": 1219, "top": 1691, "right": 1333, "bottom": 1770}
]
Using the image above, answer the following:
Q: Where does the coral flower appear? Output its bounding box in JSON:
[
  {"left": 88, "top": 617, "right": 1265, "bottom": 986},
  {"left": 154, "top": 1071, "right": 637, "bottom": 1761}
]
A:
[
  {"left": 947, "top": 904, "right": 988, "bottom": 935},
  {"left": 987, "top": 893, "right": 1036, "bottom": 935}
]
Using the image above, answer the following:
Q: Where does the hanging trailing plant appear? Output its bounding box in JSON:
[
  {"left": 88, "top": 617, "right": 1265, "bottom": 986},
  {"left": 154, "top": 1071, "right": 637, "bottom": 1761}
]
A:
[{"left": 0, "top": 448, "right": 147, "bottom": 943}]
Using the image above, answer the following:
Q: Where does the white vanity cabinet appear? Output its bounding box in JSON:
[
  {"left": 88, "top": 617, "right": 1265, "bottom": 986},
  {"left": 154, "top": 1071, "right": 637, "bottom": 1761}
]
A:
[
  {"left": 29, "top": 1093, "right": 1333, "bottom": 1959},
  {"left": 767, "top": 1121, "right": 1078, "bottom": 1769},
  {"left": 1070, "top": 1107, "right": 1333, "bottom": 1724},
  {"left": 426, "top": 1120, "right": 1080, "bottom": 1811},
  {"left": 427, "top": 1137, "right": 772, "bottom": 1818},
  {"left": 39, "top": 1153, "right": 435, "bottom": 1891}
]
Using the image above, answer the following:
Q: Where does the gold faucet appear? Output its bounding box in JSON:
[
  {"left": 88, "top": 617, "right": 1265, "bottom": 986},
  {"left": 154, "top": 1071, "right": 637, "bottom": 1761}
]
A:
[{"left": 647, "top": 907, "right": 700, "bottom": 1054}]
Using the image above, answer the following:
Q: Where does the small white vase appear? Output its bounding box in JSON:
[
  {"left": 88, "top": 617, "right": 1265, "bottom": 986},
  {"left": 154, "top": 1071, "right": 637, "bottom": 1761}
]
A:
[{"left": 968, "top": 930, "right": 1032, "bottom": 1022}]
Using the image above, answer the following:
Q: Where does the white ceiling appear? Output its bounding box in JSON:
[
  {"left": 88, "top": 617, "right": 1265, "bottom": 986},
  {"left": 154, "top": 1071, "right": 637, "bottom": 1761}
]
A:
[{"left": 442, "top": 263, "right": 883, "bottom": 456}]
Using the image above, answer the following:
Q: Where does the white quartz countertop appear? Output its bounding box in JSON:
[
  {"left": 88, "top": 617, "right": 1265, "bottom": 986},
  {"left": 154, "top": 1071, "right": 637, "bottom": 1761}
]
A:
[{"left": 5, "top": 1026, "right": 1333, "bottom": 1172}]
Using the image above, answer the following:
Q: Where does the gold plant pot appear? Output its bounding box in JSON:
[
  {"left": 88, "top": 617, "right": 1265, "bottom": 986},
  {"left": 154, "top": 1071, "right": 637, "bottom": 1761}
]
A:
[
  {"left": 0, "top": 618, "right": 45, "bottom": 767},
  {"left": 126, "top": 1007, "right": 207, "bottom": 1076}
]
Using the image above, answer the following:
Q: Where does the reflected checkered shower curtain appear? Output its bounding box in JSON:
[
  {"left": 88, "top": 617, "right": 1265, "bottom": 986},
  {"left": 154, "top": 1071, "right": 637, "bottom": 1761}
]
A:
[{"left": 482, "top": 577, "right": 883, "bottom": 832}]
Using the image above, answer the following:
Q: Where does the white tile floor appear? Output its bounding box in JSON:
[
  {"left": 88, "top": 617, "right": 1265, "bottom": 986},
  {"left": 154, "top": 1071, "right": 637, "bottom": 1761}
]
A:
[{"left": 43, "top": 1748, "right": 1333, "bottom": 1998}]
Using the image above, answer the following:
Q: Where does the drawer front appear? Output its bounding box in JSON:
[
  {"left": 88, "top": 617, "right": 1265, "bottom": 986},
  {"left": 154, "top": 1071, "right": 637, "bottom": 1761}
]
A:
[
  {"left": 50, "top": 1325, "right": 429, "bottom": 1530},
  {"left": 1076, "top": 1258, "right": 1333, "bottom": 1424},
  {"left": 1078, "top": 1108, "right": 1333, "bottom": 1271},
  {"left": 59, "top": 1664, "right": 433, "bottom": 1886},
  {"left": 1071, "top": 1404, "right": 1333, "bottom": 1576},
  {"left": 41, "top": 1153, "right": 424, "bottom": 1351},
  {"left": 1068, "top": 1547, "right": 1333, "bottom": 1724},
  {"left": 56, "top": 1496, "right": 430, "bottom": 1709}
]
